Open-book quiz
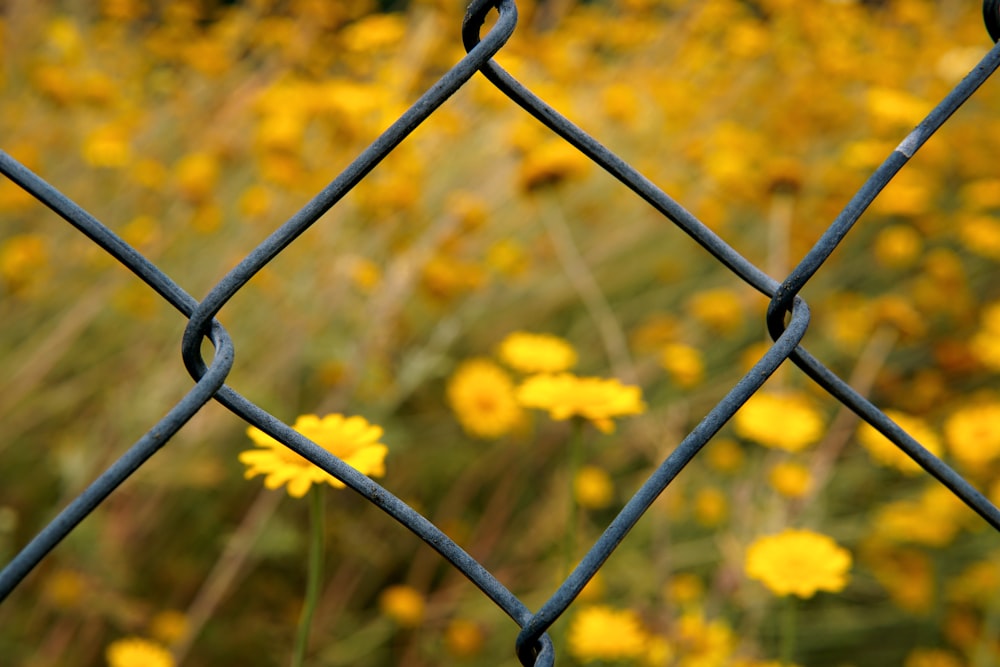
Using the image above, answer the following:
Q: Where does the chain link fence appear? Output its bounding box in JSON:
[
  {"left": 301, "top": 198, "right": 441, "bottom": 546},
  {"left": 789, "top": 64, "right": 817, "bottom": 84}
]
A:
[{"left": 3, "top": 1, "right": 1000, "bottom": 664}]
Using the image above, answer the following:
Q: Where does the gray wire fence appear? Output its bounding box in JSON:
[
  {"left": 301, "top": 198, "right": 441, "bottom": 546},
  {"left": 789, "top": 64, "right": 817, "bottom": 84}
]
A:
[{"left": 3, "top": 1, "right": 1000, "bottom": 664}]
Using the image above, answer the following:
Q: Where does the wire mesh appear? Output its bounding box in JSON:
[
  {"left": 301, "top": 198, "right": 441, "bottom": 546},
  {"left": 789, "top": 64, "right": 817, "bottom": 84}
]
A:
[{"left": 2, "top": 1, "right": 1000, "bottom": 664}]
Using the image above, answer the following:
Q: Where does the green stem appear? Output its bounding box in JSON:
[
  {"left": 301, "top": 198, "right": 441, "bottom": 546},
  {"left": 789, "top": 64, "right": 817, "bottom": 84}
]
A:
[
  {"left": 564, "top": 419, "right": 585, "bottom": 579},
  {"left": 291, "top": 486, "right": 325, "bottom": 667},
  {"left": 779, "top": 595, "right": 796, "bottom": 666}
]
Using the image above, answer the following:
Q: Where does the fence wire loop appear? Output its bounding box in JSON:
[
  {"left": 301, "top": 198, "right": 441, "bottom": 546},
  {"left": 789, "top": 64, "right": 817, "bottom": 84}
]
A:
[
  {"left": 986, "top": 0, "right": 1000, "bottom": 42},
  {"left": 2, "top": 2, "right": 1000, "bottom": 665}
]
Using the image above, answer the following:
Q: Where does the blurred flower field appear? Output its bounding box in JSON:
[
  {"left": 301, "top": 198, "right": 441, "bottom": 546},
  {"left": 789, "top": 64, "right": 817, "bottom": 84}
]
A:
[{"left": 2, "top": 0, "right": 1000, "bottom": 665}]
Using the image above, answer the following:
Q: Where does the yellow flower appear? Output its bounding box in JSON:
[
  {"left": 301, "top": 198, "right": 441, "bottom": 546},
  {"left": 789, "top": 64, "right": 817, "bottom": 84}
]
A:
[
  {"left": 873, "top": 224, "right": 923, "bottom": 269},
  {"left": 41, "top": 568, "right": 85, "bottom": 609},
  {"left": 971, "top": 301, "right": 1000, "bottom": 371},
  {"left": 735, "top": 392, "right": 824, "bottom": 452},
  {"left": 516, "top": 373, "right": 646, "bottom": 433},
  {"left": 567, "top": 605, "right": 648, "bottom": 663},
  {"left": 864, "top": 543, "right": 935, "bottom": 614},
  {"left": 0, "top": 233, "right": 48, "bottom": 295},
  {"left": 421, "top": 254, "right": 485, "bottom": 301},
  {"left": 943, "top": 402, "right": 1000, "bottom": 468},
  {"left": 239, "top": 414, "right": 388, "bottom": 498},
  {"left": 705, "top": 438, "right": 745, "bottom": 474},
  {"left": 958, "top": 216, "right": 1000, "bottom": 260},
  {"left": 378, "top": 584, "right": 425, "bottom": 628},
  {"left": 745, "top": 529, "right": 851, "bottom": 598},
  {"left": 686, "top": 288, "right": 745, "bottom": 334},
  {"left": 82, "top": 124, "right": 132, "bottom": 168},
  {"left": 445, "top": 619, "right": 486, "bottom": 658},
  {"left": 518, "top": 139, "right": 590, "bottom": 192},
  {"left": 446, "top": 359, "right": 523, "bottom": 439},
  {"left": 904, "top": 648, "right": 965, "bottom": 667},
  {"left": 105, "top": 637, "right": 175, "bottom": 667},
  {"left": 665, "top": 573, "right": 704, "bottom": 607},
  {"left": 573, "top": 465, "right": 615, "bottom": 509},
  {"left": 174, "top": 151, "right": 219, "bottom": 204},
  {"left": 498, "top": 331, "right": 577, "bottom": 374},
  {"left": 660, "top": 342, "right": 705, "bottom": 388},
  {"left": 693, "top": 487, "right": 728, "bottom": 527},
  {"left": 149, "top": 609, "right": 190, "bottom": 646},
  {"left": 674, "top": 611, "right": 736, "bottom": 667},
  {"left": 768, "top": 461, "right": 813, "bottom": 498},
  {"left": 872, "top": 485, "right": 967, "bottom": 547},
  {"left": 856, "top": 410, "right": 943, "bottom": 475}
]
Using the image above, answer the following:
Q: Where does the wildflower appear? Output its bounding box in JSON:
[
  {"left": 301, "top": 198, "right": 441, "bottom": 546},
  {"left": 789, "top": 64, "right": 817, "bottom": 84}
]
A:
[
  {"left": 865, "top": 545, "right": 934, "bottom": 614},
  {"left": 958, "top": 216, "right": 1000, "bottom": 260},
  {"left": 867, "top": 86, "right": 928, "bottom": 127},
  {"left": 516, "top": 373, "right": 646, "bottom": 433},
  {"left": 745, "top": 529, "right": 851, "bottom": 598},
  {"left": 348, "top": 257, "right": 381, "bottom": 294},
  {"left": 340, "top": 13, "right": 407, "bottom": 53},
  {"left": 0, "top": 233, "right": 49, "bottom": 295},
  {"left": 445, "top": 619, "right": 486, "bottom": 658},
  {"left": 149, "top": 610, "right": 190, "bottom": 645},
  {"left": 960, "top": 178, "right": 1000, "bottom": 210},
  {"left": 82, "top": 124, "right": 132, "bottom": 168},
  {"left": 873, "top": 224, "right": 923, "bottom": 269},
  {"left": 378, "top": 584, "right": 426, "bottom": 628},
  {"left": 734, "top": 392, "right": 824, "bottom": 452},
  {"left": 768, "top": 461, "right": 813, "bottom": 498},
  {"left": 943, "top": 402, "right": 1000, "bottom": 468},
  {"left": 686, "top": 288, "right": 745, "bottom": 334},
  {"left": 644, "top": 635, "right": 674, "bottom": 665},
  {"left": 421, "top": 254, "right": 485, "bottom": 301},
  {"left": 871, "top": 169, "right": 933, "bottom": 216},
  {"left": 856, "top": 410, "right": 943, "bottom": 475},
  {"left": 578, "top": 571, "right": 606, "bottom": 602},
  {"left": 486, "top": 239, "right": 529, "bottom": 277},
  {"left": 904, "top": 648, "right": 965, "bottom": 667},
  {"left": 693, "top": 487, "right": 728, "bottom": 527},
  {"left": 445, "top": 191, "right": 489, "bottom": 231},
  {"left": 872, "top": 485, "right": 967, "bottom": 547},
  {"left": 705, "top": 438, "right": 744, "bottom": 474},
  {"left": 673, "top": 611, "right": 736, "bottom": 666},
  {"left": 631, "top": 314, "right": 680, "bottom": 353},
  {"left": 237, "top": 184, "right": 272, "bottom": 221},
  {"left": 971, "top": 301, "right": 1000, "bottom": 370},
  {"left": 105, "top": 637, "right": 175, "bottom": 667},
  {"left": 660, "top": 342, "right": 705, "bottom": 388},
  {"left": 573, "top": 465, "right": 614, "bottom": 509},
  {"left": 567, "top": 605, "right": 648, "bottom": 663},
  {"left": 41, "top": 569, "right": 85, "bottom": 609},
  {"left": 174, "top": 151, "right": 219, "bottom": 204},
  {"left": 446, "top": 359, "right": 523, "bottom": 439},
  {"left": 665, "top": 573, "right": 704, "bottom": 607},
  {"left": 498, "top": 331, "right": 577, "bottom": 374},
  {"left": 947, "top": 556, "right": 1000, "bottom": 607},
  {"left": 239, "top": 414, "right": 388, "bottom": 498},
  {"left": 518, "top": 140, "right": 590, "bottom": 192}
]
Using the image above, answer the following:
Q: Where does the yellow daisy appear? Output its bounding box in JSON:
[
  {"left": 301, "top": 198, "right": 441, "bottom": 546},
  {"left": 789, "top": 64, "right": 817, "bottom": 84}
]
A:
[
  {"left": 735, "top": 392, "right": 824, "bottom": 452},
  {"left": 856, "top": 410, "right": 943, "bottom": 474},
  {"left": 239, "top": 414, "right": 388, "bottom": 497},
  {"left": 446, "top": 358, "right": 523, "bottom": 438},
  {"left": 516, "top": 373, "right": 646, "bottom": 433},
  {"left": 106, "top": 637, "right": 175, "bottom": 667},
  {"left": 498, "top": 331, "right": 577, "bottom": 374},
  {"left": 745, "top": 529, "right": 851, "bottom": 598},
  {"left": 567, "top": 605, "right": 648, "bottom": 663}
]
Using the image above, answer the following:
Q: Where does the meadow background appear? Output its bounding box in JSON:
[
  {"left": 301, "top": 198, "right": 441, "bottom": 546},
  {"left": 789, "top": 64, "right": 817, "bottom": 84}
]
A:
[{"left": 2, "top": 0, "right": 1000, "bottom": 665}]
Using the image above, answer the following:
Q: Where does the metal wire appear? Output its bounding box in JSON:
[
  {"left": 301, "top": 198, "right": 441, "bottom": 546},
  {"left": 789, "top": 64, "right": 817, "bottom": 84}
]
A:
[{"left": 2, "top": 1, "right": 1000, "bottom": 664}]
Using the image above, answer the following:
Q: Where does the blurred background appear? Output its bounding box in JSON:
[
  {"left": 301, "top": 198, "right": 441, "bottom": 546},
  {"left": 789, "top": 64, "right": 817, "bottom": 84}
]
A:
[{"left": 2, "top": 0, "right": 1000, "bottom": 665}]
